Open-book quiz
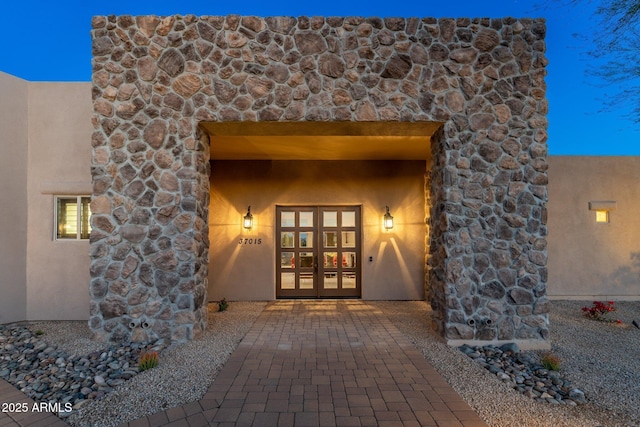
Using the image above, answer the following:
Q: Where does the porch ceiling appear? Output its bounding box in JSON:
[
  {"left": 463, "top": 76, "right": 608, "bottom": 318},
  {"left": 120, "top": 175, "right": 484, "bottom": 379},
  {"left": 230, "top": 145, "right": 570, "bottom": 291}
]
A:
[{"left": 201, "top": 122, "right": 440, "bottom": 161}]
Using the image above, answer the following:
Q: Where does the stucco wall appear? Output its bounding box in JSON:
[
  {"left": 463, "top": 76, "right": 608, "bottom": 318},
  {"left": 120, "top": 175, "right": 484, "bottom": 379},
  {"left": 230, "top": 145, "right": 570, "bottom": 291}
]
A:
[
  {"left": 0, "top": 72, "right": 28, "bottom": 324},
  {"left": 548, "top": 156, "right": 640, "bottom": 299},
  {"left": 208, "top": 160, "right": 426, "bottom": 301},
  {"left": 26, "top": 82, "right": 93, "bottom": 320}
]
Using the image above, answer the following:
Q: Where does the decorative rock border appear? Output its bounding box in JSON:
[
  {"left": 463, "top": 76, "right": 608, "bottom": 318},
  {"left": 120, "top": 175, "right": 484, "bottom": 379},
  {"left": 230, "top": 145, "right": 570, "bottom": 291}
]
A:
[
  {"left": 460, "top": 344, "right": 587, "bottom": 405},
  {"left": 0, "top": 325, "right": 161, "bottom": 415}
]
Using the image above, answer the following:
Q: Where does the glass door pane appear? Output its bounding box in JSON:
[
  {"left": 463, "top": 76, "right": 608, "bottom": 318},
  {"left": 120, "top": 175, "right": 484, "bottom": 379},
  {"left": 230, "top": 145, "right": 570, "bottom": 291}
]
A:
[
  {"left": 323, "top": 211, "right": 337, "bottom": 227},
  {"left": 323, "top": 272, "right": 338, "bottom": 289},
  {"left": 281, "top": 232, "right": 295, "bottom": 248},
  {"left": 300, "top": 272, "right": 314, "bottom": 289},
  {"left": 342, "top": 272, "right": 357, "bottom": 288},
  {"left": 299, "top": 232, "right": 313, "bottom": 248},
  {"left": 281, "top": 273, "right": 295, "bottom": 289},
  {"left": 281, "top": 211, "right": 295, "bottom": 227},
  {"left": 299, "top": 252, "right": 314, "bottom": 268},
  {"left": 281, "top": 252, "right": 295, "bottom": 268},
  {"left": 342, "top": 211, "right": 356, "bottom": 227},
  {"left": 299, "top": 211, "right": 314, "bottom": 227},
  {"left": 342, "top": 252, "right": 356, "bottom": 268},
  {"left": 323, "top": 252, "right": 338, "bottom": 268},
  {"left": 323, "top": 232, "right": 337, "bottom": 248},
  {"left": 342, "top": 231, "right": 356, "bottom": 247}
]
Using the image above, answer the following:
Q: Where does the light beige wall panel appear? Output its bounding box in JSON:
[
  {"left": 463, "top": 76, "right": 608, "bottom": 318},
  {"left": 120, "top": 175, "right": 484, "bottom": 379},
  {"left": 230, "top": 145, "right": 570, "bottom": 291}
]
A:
[
  {"left": 209, "top": 160, "right": 426, "bottom": 301},
  {"left": 548, "top": 156, "right": 640, "bottom": 300},
  {"left": 0, "top": 72, "right": 28, "bottom": 323},
  {"left": 26, "top": 82, "right": 93, "bottom": 320}
]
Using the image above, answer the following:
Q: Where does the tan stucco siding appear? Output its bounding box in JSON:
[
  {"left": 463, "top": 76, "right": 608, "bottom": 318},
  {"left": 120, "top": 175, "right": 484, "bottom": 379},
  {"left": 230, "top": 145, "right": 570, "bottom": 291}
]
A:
[
  {"left": 0, "top": 72, "right": 28, "bottom": 323},
  {"left": 208, "top": 160, "right": 427, "bottom": 301},
  {"left": 26, "top": 82, "right": 92, "bottom": 320},
  {"left": 548, "top": 156, "right": 640, "bottom": 299}
]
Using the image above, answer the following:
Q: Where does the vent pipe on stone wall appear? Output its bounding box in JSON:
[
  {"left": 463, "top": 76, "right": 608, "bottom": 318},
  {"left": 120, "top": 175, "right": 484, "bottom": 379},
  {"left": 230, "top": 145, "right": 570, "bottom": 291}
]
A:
[{"left": 141, "top": 318, "right": 152, "bottom": 329}]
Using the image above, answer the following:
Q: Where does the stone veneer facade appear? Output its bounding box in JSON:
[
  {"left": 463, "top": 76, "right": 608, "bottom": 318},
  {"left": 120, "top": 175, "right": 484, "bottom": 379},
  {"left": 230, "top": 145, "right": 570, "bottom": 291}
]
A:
[{"left": 90, "top": 15, "right": 549, "bottom": 345}]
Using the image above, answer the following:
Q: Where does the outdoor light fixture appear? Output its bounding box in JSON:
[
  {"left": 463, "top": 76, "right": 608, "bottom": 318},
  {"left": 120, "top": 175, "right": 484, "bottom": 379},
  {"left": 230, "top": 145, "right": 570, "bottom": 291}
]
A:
[
  {"left": 595, "top": 210, "right": 609, "bottom": 223},
  {"left": 588, "top": 201, "right": 616, "bottom": 224},
  {"left": 243, "top": 206, "right": 253, "bottom": 229},
  {"left": 383, "top": 206, "right": 394, "bottom": 230}
]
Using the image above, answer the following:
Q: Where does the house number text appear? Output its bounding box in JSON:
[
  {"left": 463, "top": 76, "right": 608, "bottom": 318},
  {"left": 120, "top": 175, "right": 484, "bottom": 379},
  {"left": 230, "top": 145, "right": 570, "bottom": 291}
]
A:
[{"left": 238, "top": 238, "right": 262, "bottom": 245}]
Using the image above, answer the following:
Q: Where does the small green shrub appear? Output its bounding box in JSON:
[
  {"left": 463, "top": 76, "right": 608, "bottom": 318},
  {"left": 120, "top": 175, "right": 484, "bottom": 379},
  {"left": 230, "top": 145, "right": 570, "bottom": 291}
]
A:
[
  {"left": 34, "top": 329, "right": 44, "bottom": 336},
  {"left": 139, "top": 351, "right": 159, "bottom": 371},
  {"left": 218, "top": 298, "right": 229, "bottom": 312},
  {"left": 539, "top": 351, "right": 561, "bottom": 371}
]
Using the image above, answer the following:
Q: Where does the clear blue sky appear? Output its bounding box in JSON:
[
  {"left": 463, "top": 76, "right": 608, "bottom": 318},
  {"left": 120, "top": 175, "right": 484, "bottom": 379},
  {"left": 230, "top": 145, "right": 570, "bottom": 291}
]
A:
[{"left": 2, "top": 0, "right": 638, "bottom": 155}]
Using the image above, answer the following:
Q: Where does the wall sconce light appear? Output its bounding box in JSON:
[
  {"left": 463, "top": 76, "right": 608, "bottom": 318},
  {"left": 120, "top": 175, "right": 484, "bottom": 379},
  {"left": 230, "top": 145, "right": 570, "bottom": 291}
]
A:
[
  {"left": 243, "top": 206, "right": 253, "bottom": 229},
  {"left": 595, "top": 210, "right": 609, "bottom": 223},
  {"left": 588, "top": 201, "right": 616, "bottom": 224},
  {"left": 383, "top": 205, "right": 394, "bottom": 230}
]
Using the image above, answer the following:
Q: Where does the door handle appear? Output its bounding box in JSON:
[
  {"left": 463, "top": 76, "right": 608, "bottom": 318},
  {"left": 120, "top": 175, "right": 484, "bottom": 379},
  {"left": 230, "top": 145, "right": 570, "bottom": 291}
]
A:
[{"left": 314, "top": 255, "right": 318, "bottom": 273}]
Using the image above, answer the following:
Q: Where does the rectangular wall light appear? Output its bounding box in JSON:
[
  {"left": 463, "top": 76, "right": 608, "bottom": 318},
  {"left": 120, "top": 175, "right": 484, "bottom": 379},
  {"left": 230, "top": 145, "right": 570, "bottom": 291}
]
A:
[
  {"left": 588, "top": 201, "right": 616, "bottom": 224},
  {"left": 595, "top": 210, "right": 609, "bottom": 223}
]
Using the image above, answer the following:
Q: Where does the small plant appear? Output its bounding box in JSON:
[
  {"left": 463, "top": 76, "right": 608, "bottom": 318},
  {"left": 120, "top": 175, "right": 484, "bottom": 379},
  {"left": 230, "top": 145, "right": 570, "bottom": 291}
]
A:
[
  {"left": 34, "top": 329, "right": 44, "bottom": 336},
  {"left": 218, "top": 298, "right": 229, "bottom": 312},
  {"left": 138, "top": 351, "right": 159, "bottom": 371},
  {"left": 581, "top": 301, "right": 619, "bottom": 322},
  {"left": 539, "top": 351, "right": 561, "bottom": 371}
]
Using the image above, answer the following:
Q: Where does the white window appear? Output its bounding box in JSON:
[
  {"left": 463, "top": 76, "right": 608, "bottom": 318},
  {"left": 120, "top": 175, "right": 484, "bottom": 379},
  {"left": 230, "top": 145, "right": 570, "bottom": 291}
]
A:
[{"left": 55, "top": 196, "right": 91, "bottom": 240}]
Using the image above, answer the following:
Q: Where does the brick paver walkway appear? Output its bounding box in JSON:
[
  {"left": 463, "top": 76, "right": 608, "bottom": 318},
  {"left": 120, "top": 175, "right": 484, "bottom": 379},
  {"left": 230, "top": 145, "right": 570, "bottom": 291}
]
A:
[{"left": 1, "top": 301, "right": 488, "bottom": 426}]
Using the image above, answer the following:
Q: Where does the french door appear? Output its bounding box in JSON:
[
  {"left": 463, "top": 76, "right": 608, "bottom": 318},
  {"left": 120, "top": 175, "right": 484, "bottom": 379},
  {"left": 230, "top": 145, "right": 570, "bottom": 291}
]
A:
[{"left": 276, "top": 206, "right": 361, "bottom": 298}]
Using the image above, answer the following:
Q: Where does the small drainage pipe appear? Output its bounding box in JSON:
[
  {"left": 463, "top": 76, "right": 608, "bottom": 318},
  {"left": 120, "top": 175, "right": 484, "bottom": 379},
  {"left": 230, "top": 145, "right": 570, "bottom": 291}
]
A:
[
  {"left": 128, "top": 319, "right": 141, "bottom": 329},
  {"left": 141, "top": 318, "right": 152, "bottom": 329}
]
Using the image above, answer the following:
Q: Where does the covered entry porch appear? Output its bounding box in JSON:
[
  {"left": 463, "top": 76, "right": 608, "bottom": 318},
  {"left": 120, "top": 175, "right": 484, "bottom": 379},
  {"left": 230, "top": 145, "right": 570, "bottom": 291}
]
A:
[{"left": 202, "top": 121, "right": 440, "bottom": 301}]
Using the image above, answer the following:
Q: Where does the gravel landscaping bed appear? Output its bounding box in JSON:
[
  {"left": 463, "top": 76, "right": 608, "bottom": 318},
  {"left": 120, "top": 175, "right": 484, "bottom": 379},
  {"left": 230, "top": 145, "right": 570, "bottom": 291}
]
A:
[
  {"left": 3, "top": 300, "right": 639, "bottom": 427},
  {"left": 374, "top": 300, "right": 640, "bottom": 427},
  {"left": 17, "top": 302, "right": 266, "bottom": 427}
]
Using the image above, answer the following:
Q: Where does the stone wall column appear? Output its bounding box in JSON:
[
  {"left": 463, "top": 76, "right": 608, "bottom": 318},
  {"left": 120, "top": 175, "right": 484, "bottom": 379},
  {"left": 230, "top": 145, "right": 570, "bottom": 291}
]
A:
[
  {"left": 90, "top": 14, "right": 549, "bottom": 347},
  {"left": 89, "top": 16, "right": 210, "bottom": 342}
]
